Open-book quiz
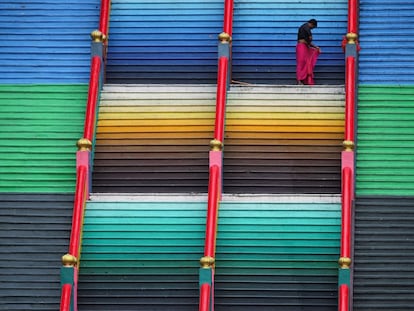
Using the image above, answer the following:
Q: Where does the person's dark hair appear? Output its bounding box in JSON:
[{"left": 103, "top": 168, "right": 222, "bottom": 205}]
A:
[{"left": 308, "top": 19, "right": 318, "bottom": 27}]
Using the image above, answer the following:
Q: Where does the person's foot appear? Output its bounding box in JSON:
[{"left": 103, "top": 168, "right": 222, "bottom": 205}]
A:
[{"left": 297, "top": 80, "right": 304, "bottom": 85}]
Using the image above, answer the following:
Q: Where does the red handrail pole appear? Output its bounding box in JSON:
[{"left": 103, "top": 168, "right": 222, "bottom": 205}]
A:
[
  {"left": 83, "top": 56, "right": 101, "bottom": 141},
  {"left": 341, "top": 167, "right": 352, "bottom": 258},
  {"left": 348, "top": 0, "right": 358, "bottom": 34},
  {"left": 214, "top": 57, "right": 228, "bottom": 142},
  {"left": 205, "top": 166, "right": 220, "bottom": 257},
  {"left": 339, "top": 284, "right": 350, "bottom": 311},
  {"left": 345, "top": 57, "right": 356, "bottom": 142},
  {"left": 60, "top": 284, "right": 72, "bottom": 311},
  {"left": 223, "top": 0, "right": 234, "bottom": 36},
  {"left": 199, "top": 284, "right": 211, "bottom": 311},
  {"left": 69, "top": 165, "right": 87, "bottom": 256},
  {"left": 99, "top": 0, "right": 111, "bottom": 36}
]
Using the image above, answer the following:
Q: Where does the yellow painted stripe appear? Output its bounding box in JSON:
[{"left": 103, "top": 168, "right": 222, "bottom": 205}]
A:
[
  {"left": 226, "top": 106, "right": 344, "bottom": 113},
  {"left": 226, "top": 119, "right": 344, "bottom": 126},
  {"left": 98, "top": 111, "right": 343, "bottom": 120},
  {"left": 98, "top": 112, "right": 215, "bottom": 120},
  {"left": 98, "top": 119, "right": 215, "bottom": 126},
  {"left": 96, "top": 132, "right": 213, "bottom": 139},
  {"left": 97, "top": 125, "right": 343, "bottom": 134},
  {"left": 226, "top": 125, "right": 343, "bottom": 133},
  {"left": 96, "top": 131, "right": 342, "bottom": 140},
  {"left": 226, "top": 132, "right": 343, "bottom": 139},
  {"left": 99, "top": 106, "right": 215, "bottom": 113},
  {"left": 97, "top": 125, "right": 214, "bottom": 133},
  {"left": 227, "top": 112, "right": 344, "bottom": 120}
]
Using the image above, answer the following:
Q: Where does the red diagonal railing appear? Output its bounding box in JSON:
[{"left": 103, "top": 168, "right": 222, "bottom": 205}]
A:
[
  {"left": 199, "top": 1, "right": 233, "bottom": 311},
  {"left": 59, "top": 1, "right": 111, "bottom": 311},
  {"left": 339, "top": 1, "right": 359, "bottom": 311}
]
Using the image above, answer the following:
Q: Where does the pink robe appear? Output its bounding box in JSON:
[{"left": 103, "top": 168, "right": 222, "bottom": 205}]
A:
[{"left": 296, "top": 43, "right": 320, "bottom": 85}]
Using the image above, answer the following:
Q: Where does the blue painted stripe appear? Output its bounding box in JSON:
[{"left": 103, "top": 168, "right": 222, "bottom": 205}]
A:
[
  {"left": 231, "top": 1, "right": 348, "bottom": 85},
  {"left": 106, "top": 0, "right": 347, "bottom": 84},
  {"left": 106, "top": 0, "right": 223, "bottom": 84},
  {"left": 359, "top": 0, "right": 414, "bottom": 85},
  {"left": 0, "top": 0, "right": 100, "bottom": 84}
]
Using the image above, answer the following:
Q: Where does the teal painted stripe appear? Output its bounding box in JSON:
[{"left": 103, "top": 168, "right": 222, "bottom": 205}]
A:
[{"left": 80, "top": 201, "right": 340, "bottom": 275}]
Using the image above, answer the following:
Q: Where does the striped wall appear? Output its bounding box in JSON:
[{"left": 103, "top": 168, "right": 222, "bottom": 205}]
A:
[
  {"left": 92, "top": 84, "right": 215, "bottom": 193},
  {"left": 78, "top": 200, "right": 340, "bottom": 310},
  {"left": 231, "top": 0, "right": 348, "bottom": 85},
  {"left": 356, "top": 86, "right": 414, "bottom": 196},
  {"left": 93, "top": 84, "right": 344, "bottom": 194},
  {"left": 0, "top": 85, "right": 88, "bottom": 193},
  {"left": 0, "top": 194, "right": 73, "bottom": 311},
  {"left": 0, "top": 0, "right": 100, "bottom": 84},
  {"left": 356, "top": 1, "right": 414, "bottom": 196},
  {"left": 105, "top": 0, "right": 347, "bottom": 85},
  {"left": 354, "top": 3, "right": 414, "bottom": 309},
  {"left": 106, "top": 0, "right": 223, "bottom": 84},
  {"left": 353, "top": 197, "right": 414, "bottom": 311},
  {"left": 358, "top": 0, "right": 414, "bottom": 85}
]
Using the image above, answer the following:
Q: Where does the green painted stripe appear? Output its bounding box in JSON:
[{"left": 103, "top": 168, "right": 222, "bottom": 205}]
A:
[
  {"left": 356, "top": 85, "right": 414, "bottom": 196},
  {"left": 0, "top": 84, "right": 88, "bottom": 193}
]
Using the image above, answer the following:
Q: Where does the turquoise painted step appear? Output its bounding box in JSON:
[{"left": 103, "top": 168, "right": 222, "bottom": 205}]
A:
[{"left": 78, "top": 200, "right": 340, "bottom": 310}]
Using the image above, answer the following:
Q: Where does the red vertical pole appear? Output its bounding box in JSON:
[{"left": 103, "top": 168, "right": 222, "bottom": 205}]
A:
[
  {"left": 83, "top": 56, "right": 101, "bottom": 141},
  {"left": 99, "top": 0, "right": 110, "bottom": 36},
  {"left": 214, "top": 57, "right": 228, "bottom": 142},
  {"left": 223, "top": 0, "right": 234, "bottom": 36},
  {"left": 341, "top": 167, "right": 352, "bottom": 258},
  {"left": 345, "top": 57, "right": 355, "bottom": 142},
  {"left": 348, "top": 0, "right": 358, "bottom": 33}
]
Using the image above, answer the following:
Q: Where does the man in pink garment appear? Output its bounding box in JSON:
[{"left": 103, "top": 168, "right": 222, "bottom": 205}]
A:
[{"left": 296, "top": 19, "right": 321, "bottom": 85}]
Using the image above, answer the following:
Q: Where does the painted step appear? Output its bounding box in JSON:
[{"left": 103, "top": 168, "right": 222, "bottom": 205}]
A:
[
  {"left": 78, "top": 198, "right": 341, "bottom": 311},
  {"left": 93, "top": 84, "right": 344, "bottom": 194}
]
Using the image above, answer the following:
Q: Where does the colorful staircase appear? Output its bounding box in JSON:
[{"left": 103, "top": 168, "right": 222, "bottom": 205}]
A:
[
  {"left": 92, "top": 84, "right": 345, "bottom": 194},
  {"left": 92, "top": 84, "right": 216, "bottom": 193},
  {"left": 1, "top": 1, "right": 414, "bottom": 311},
  {"left": 75, "top": 82, "right": 346, "bottom": 309},
  {"left": 77, "top": 198, "right": 341, "bottom": 311}
]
